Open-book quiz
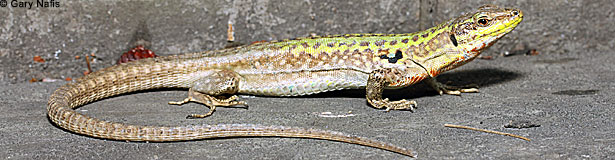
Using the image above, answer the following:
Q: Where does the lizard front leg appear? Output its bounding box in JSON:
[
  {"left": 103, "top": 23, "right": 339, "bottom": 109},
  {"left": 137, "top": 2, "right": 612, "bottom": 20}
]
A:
[
  {"left": 426, "top": 77, "right": 479, "bottom": 96},
  {"left": 366, "top": 68, "right": 423, "bottom": 111},
  {"left": 169, "top": 69, "right": 247, "bottom": 118}
]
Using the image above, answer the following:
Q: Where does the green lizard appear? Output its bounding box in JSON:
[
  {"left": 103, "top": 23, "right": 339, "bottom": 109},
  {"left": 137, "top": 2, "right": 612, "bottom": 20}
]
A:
[{"left": 48, "top": 5, "right": 523, "bottom": 157}]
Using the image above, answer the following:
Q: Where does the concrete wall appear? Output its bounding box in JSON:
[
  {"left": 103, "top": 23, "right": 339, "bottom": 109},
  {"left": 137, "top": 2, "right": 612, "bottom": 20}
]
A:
[{"left": 0, "top": 0, "right": 612, "bottom": 84}]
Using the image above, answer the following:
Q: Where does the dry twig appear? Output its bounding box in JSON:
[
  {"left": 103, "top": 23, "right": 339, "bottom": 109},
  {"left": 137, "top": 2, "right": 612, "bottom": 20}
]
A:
[
  {"left": 84, "top": 55, "right": 93, "bottom": 75},
  {"left": 444, "top": 124, "right": 531, "bottom": 141}
]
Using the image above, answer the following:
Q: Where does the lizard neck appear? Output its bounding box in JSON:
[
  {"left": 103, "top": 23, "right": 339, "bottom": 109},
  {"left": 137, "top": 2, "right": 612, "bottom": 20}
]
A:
[{"left": 397, "top": 21, "right": 479, "bottom": 77}]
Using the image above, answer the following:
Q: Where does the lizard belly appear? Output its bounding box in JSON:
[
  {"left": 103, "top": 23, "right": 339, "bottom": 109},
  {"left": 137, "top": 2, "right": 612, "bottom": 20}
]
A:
[{"left": 238, "top": 70, "right": 368, "bottom": 96}]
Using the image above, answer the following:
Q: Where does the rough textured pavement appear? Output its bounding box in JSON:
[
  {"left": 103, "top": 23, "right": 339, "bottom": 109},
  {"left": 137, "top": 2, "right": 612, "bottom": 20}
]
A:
[{"left": 1, "top": 1, "right": 614, "bottom": 159}]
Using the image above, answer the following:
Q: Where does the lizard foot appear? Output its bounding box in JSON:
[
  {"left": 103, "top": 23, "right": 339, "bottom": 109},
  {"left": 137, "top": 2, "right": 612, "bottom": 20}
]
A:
[
  {"left": 427, "top": 78, "right": 479, "bottom": 96},
  {"left": 370, "top": 98, "right": 418, "bottom": 112},
  {"left": 169, "top": 89, "right": 248, "bottom": 118}
]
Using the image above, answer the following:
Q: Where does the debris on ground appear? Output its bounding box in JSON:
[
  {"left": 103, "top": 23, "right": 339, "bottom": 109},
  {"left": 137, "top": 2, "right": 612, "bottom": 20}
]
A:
[{"left": 504, "top": 120, "right": 541, "bottom": 129}]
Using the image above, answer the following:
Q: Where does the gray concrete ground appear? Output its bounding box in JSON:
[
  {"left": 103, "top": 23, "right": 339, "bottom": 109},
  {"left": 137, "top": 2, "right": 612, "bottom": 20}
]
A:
[{"left": 1, "top": 0, "right": 614, "bottom": 159}]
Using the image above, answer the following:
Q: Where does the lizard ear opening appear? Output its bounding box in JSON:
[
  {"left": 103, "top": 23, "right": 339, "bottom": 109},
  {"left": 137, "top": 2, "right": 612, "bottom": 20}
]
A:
[{"left": 449, "top": 34, "right": 458, "bottom": 47}]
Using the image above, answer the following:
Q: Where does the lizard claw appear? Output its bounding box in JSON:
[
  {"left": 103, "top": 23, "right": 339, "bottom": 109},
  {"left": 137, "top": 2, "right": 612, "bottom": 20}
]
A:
[{"left": 383, "top": 99, "right": 418, "bottom": 112}]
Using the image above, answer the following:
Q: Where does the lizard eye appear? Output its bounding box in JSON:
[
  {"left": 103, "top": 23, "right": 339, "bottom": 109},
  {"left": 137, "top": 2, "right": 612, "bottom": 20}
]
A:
[
  {"left": 512, "top": 10, "right": 519, "bottom": 16},
  {"left": 477, "top": 18, "right": 490, "bottom": 26}
]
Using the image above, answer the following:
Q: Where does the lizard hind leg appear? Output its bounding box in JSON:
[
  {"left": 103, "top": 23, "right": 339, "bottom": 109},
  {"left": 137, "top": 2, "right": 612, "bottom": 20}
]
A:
[
  {"left": 426, "top": 77, "right": 479, "bottom": 96},
  {"left": 168, "top": 70, "right": 247, "bottom": 118}
]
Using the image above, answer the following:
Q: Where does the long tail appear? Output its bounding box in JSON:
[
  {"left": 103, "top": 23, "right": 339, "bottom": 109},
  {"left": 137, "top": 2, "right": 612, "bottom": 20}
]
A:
[{"left": 47, "top": 55, "right": 414, "bottom": 157}]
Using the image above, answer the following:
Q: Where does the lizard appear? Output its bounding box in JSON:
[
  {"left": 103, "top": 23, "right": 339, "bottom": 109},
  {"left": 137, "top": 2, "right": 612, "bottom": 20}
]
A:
[{"left": 47, "top": 5, "right": 523, "bottom": 157}]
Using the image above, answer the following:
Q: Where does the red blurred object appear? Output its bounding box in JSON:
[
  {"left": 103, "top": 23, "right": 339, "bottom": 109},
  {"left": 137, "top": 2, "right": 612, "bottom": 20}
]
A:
[
  {"left": 478, "top": 55, "right": 493, "bottom": 60},
  {"left": 117, "top": 45, "right": 158, "bottom": 64},
  {"left": 33, "top": 56, "right": 45, "bottom": 63},
  {"left": 250, "top": 40, "right": 267, "bottom": 44},
  {"left": 528, "top": 49, "right": 539, "bottom": 56}
]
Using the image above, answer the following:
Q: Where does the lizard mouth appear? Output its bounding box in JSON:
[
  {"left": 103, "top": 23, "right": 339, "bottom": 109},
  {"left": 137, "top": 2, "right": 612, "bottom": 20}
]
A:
[
  {"left": 504, "top": 9, "right": 523, "bottom": 30},
  {"left": 485, "top": 9, "right": 523, "bottom": 41}
]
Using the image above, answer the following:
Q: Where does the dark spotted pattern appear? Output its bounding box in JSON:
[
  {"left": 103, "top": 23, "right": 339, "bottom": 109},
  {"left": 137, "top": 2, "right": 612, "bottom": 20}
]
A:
[
  {"left": 379, "top": 50, "right": 404, "bottom": 63},
  {"left": 343, "top": 49, "right": 350, "bottom": 54},
  {"left": 374, "top": 40, "right": 386, "bottom": 46},
  {"left": 402, "top": 38, "right": 409, "bottom": 43},
  {"left": 378, "top": 49, "right": 390, "bottom": 55},
  {"left": 353, "top": 49, "right": 360, "bottom": 54},
  {"left": 313, "top": 42, "right": 321, "bottom": 49},
  {"left": 450, "top": 34, "right": 458, "bottom": 47},
  {"left": 390, "top": 40, "right": 398, "bottom": 45},
  {"left": 360, "top": 41, "right": 370, "bottom": 46},
  {"left": 348, "top": 41, "right": 356, "bottom": 47}
]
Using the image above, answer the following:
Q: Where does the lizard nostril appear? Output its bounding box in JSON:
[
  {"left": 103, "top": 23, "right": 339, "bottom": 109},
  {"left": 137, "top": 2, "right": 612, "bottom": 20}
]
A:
[{"left": 512, "top": 10, "right": 519, "bottom": 16}]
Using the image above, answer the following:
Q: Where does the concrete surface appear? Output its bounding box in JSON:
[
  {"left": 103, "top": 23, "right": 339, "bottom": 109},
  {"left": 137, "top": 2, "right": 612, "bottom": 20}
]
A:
[{"left": 1, "top": 0, "right": 614, "bottom": 159}]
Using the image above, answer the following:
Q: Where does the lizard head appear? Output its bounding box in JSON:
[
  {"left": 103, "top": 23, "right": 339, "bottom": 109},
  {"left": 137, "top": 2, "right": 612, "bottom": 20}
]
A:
[
  {"left": 423, "top": 5, "right": 523, "bottom": 76},
  {"left": 451, "top": 5, "right": 523, "bottom": 55}
]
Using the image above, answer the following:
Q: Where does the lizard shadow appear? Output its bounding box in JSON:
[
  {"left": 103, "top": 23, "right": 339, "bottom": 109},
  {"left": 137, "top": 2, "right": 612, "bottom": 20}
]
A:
[{"left": 301, "top": 68, "right": 522, "bottom": 100}]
